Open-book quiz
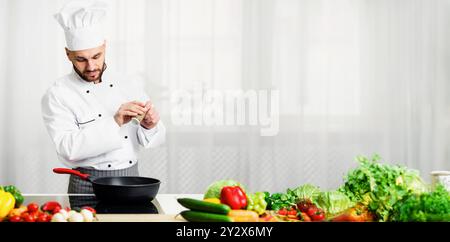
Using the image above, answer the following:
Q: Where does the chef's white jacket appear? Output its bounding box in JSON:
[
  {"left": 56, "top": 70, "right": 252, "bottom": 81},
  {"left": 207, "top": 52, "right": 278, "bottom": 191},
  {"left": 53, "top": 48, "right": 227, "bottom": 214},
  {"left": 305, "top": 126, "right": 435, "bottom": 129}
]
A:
[{"left": 41, "top": 69, "right": 166, "bottom": 170}]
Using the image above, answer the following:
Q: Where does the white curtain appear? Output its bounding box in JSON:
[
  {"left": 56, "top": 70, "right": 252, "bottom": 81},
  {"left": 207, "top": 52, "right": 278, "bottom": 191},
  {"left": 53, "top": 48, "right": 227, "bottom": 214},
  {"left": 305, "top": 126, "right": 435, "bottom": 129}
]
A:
[{"left": 0, "top": 0, "right": 449, "bottom": 194}]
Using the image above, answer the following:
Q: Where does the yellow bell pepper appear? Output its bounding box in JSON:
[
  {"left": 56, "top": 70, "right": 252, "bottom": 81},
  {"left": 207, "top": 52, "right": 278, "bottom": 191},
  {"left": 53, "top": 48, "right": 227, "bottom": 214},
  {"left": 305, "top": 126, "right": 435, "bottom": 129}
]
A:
[
  {"left": 203, "top": 198, "right": 221, "bottom": 204},
  {"left": 8, "top": 205, "right": 27, "bottom": 217},
  {"left": 0, "top": 189, "right": 16, "bottom": 220},
  {"left": 228, "top": 210, "right": 259, "bottom": 222}
]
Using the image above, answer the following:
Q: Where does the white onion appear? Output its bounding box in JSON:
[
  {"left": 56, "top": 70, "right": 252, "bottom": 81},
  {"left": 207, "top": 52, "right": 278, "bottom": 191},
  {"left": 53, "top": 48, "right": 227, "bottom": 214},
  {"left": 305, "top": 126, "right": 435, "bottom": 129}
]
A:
[
  {"left": 80, "top": 209, "right": 94, "bottom": 222},
  {"left": 51, "top": 213, "right": 67, "bottom": 222},
  {"left": 68, "top": 212, "right": 84, "bottom": 222}
]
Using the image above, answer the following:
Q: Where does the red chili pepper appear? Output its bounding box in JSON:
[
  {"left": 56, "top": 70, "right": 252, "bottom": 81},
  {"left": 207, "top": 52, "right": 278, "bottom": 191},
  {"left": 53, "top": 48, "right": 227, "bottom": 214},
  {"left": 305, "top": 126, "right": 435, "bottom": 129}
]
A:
[{"left": 220, "top": 186, "right": 247, "bottom": 210}]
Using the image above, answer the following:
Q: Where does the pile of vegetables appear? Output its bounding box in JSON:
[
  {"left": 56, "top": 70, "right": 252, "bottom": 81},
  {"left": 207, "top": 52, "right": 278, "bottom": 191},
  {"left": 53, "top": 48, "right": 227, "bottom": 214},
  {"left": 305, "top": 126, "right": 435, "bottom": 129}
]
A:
[
  {"left": 0, "top": 184, "right": 97, "bottom": 223},
  {"left": 181, "top": 154, "right": 449, "bottom": 222},
  {"left": 180, "top": 180, "right": 355, "bottom": 222},
  {"left": 264, "top": 184, "right": 355, "bottom": 222},
  {"left": 178, "top": 180, "right": 272, "bottom": 222},
  {"left": 2, "top": 186, "right": 24, "bottom": 208},
  {"left": 51, "top": 206, "right": 96, "bottom": 222},
  {"left": 0, "top": 185, "right": 23, "bottom": 220},
  {"left": 338, "top": 154, "right": 429, "bottom": 221},
  {"left": 5, "top": 200, "right": 97, "bottom": 222},
  {"left": 390, "top": 184, "right": 450, "bottom": 222}
]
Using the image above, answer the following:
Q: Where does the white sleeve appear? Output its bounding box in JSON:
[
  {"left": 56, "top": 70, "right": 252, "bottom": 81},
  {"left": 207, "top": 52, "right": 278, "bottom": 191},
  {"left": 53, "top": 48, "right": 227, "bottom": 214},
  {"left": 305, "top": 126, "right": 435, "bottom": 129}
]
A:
[
  {"left": 137, "top": 120, "right": 166, "bottom": 148},
  {"left": 41, "top": 89, "right": 123, "bottom": 162},
  {"left": 129, "top": 76, "right": 167, "bottom": 149}
]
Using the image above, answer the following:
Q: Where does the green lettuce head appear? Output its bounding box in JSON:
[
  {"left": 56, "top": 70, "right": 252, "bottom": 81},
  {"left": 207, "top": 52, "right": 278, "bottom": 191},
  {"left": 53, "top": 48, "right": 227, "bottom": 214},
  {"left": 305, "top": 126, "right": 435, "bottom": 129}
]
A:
[{"left": 204, "top": 180, "right": 246, "bottom": 199}]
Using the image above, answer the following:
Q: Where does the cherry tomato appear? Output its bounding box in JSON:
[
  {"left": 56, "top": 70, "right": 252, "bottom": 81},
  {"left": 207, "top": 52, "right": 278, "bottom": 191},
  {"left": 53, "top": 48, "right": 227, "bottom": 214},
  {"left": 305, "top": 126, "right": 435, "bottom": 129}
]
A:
[
  {"left": 9, "top": 216, "right": 22, "bottom": 222},
  {"left": 287, "top": 209, "right": 297, "bottom": 216},
  {"left": 311, "top": 211, "right": 325, "bottom": 221},
  {"left": 23, "top": 214, "right": 36, "bottom": 222},
  {"left": 27, "top": 203, "right": 39, "bottom": 213},
  {"left": 306, "top": 206, "right": 318, "bottom": 217},
  {"left": 21, "top": 212, "right": 30, "bottom": 219},
  {"left": 37, "top": 213, "right": 51, "bottom": 222},
  {"left": 29, "top": 211, "right": 41, "bottom": 220},
  {"left": 277, "top": 208, "right": 288, "bottom": 215},
  {"left": 297, "top": 201, "right": 312, "bottom": 212}
]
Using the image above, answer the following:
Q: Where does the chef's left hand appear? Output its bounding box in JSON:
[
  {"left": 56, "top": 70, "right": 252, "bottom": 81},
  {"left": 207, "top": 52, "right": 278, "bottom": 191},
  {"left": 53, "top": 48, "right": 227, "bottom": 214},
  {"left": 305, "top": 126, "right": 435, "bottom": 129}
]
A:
[{"left": 140, "top": 101, "right": 160, "bottom": 130}]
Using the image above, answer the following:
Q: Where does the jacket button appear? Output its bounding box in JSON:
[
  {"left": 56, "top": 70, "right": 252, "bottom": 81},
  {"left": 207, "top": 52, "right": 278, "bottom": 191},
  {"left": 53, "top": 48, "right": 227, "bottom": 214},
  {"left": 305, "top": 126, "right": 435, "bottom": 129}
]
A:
[{"left": 108, "top": 164, "right": 112, "bottom": 168}]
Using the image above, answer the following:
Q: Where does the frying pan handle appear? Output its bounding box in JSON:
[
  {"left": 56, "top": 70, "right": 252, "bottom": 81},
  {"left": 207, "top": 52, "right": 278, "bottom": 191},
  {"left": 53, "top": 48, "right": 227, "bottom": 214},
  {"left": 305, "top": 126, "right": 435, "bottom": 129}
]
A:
[{"left": 53, "top": 168, "right": 90, "bottom": 181}]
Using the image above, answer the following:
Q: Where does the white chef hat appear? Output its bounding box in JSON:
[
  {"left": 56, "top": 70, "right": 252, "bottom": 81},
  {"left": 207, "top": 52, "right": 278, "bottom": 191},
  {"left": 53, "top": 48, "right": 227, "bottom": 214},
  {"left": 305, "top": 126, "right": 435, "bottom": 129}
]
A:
[{"left": 54, "top": 0, "right": 109, "bottom": 51}]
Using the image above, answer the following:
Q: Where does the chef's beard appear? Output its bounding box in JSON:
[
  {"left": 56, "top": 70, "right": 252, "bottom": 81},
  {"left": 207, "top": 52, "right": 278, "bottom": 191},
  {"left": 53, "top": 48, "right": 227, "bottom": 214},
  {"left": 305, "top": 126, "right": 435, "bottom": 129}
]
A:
[{"left": 74, "top": 63, "right": 107, "bottom": 83}]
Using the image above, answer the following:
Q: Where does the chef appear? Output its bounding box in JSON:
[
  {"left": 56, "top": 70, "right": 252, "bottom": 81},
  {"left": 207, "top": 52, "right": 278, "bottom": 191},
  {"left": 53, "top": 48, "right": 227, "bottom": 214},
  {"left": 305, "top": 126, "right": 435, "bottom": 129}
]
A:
[{"left": 41, "top": 0, "right": 166, "bottom": 195}]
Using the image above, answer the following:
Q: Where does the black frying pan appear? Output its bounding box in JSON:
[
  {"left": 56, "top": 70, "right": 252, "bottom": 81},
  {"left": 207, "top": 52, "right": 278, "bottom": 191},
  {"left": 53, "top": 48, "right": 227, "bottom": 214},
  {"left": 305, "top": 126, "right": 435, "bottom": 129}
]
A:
[{"left": 53, "top": 168, "right": 161, "bottom": 204}]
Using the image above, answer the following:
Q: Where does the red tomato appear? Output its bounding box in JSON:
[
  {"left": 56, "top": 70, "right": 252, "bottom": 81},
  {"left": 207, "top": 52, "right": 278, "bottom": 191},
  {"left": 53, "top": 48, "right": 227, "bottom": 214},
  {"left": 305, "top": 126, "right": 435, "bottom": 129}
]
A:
[
  {"left": 9, "top": 216, "right": 22, "bottom": 222},
  {"left": 21, "top": 212, "right": 30, "bottom": 219},
  {"left": 23, "top": 214, "right": 36, "bottom": 222},
  {"left": 297, "top": 201, "right": 311, "bottom": 213},
  {"left": 287, "top": 209, "right": 297, "bottom": 216},
  {"left": 311, "top": 212, "right": 325, "bottom": 221},
  {"left": 37, "top": 213, "right": 51, "bottom": 222},
  {"left": 306, "top": 206, "right": 318, "bottom": 217},
  {"left": 277, "top": 208, "right": 288, "bottom": 215},
  {"left": 29, "top": 211, "right": 42, "bottom": 220},
  {"left": 27, "top": 203, "right": 39, "bottom": 213}
]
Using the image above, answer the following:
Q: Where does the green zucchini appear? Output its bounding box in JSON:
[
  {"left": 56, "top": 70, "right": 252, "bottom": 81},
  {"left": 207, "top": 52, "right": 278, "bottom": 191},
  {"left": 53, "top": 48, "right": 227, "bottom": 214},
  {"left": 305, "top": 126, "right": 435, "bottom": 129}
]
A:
[
  {"left": 180, "top": 210, "right": 233, "bottom": 222},
  {"left": 177, "top": 198, "right": 231, "bottom": 214}
]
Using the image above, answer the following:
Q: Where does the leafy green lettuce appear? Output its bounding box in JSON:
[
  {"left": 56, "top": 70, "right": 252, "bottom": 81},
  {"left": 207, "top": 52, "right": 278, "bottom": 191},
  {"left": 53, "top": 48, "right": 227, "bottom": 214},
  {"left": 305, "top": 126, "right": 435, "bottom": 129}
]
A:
[
  {"left": 265, "top": 184, "right": 321, "bottom": 211},
  {"left": 338, "top": 154, "right": 428, "bottom": 221},
  {"left": 390, "top": 184, "right": 450, "bottom": 222},
  {"left": 265, "top": 184, "right": 354, "bottom": 216},
  {"left": 316, "top": 191, "right": 355, "bottom": 216},
  {"left": 289, "top": 184, "right": 321, "bottom": 203}
]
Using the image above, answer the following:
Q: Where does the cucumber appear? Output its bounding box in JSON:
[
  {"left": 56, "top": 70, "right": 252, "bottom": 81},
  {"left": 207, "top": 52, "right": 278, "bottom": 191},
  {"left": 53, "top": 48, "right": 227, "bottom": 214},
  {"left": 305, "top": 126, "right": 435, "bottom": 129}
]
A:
[
  {"left": 177, "top": 198, "right": 231, "bottom": 214},
  {"left": 180, "top": 210, "right": 233, "bottom": 222}
]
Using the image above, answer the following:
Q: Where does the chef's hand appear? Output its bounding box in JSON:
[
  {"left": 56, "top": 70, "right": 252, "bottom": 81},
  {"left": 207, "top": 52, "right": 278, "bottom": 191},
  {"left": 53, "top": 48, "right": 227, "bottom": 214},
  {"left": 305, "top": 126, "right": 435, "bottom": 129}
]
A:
[
  {"left": 140, "top": 101, "right": 160, "bottom": 130},
  {"left": 114, "top": 101, "right": 148, "bottom": 127}
]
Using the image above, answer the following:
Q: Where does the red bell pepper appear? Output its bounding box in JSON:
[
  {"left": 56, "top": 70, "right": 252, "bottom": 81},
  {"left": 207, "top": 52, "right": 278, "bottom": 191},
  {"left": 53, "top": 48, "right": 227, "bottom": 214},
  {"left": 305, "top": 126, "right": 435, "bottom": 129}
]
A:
[
  {"left": 220, "top": 186, "right": 248, "bottom": 210},
  {"left": 40, "top": 201, "right": 62, "bottom": 214}
]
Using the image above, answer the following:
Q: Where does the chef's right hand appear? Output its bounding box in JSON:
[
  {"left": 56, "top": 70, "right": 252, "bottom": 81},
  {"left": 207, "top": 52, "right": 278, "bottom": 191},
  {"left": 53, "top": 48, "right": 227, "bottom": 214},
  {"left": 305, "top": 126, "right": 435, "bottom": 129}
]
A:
[{"left": 114, "top": 101, "right": 148, "bottom": 127}]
